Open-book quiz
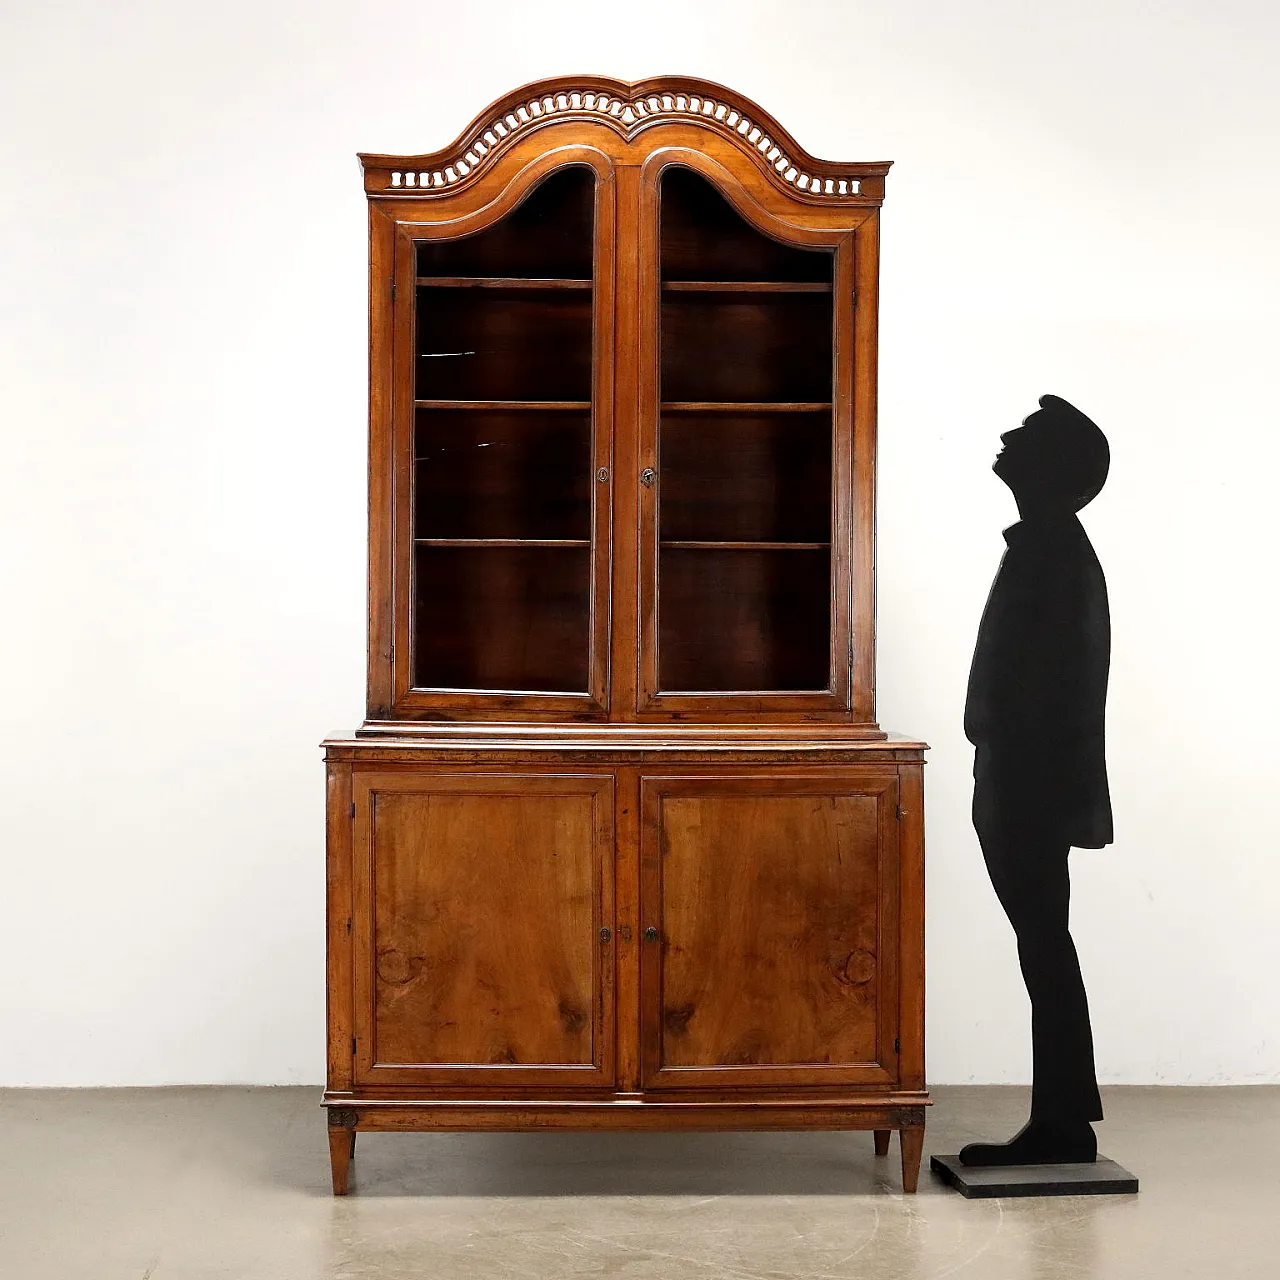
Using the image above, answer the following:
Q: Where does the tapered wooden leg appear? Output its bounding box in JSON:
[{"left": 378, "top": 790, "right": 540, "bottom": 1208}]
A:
[
  {"left": 873, "top": 1129, "right": 891, "bottom": 1157},
  {"left": 899, "top": 1126, "right": 925, "bottom": 1194},
  {"left": 328, "top": 1127, "right": 355, "bottom": 1196}
]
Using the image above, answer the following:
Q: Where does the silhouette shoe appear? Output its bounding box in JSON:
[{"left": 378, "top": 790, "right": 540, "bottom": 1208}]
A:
[{"left": 958, "top": 1119, "right": 1097, "bottom": 1167}]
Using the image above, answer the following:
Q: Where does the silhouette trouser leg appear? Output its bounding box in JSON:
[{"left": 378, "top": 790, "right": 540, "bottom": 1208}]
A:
[{"left": 974, "top": 815, "right": 1104, "bottom": 1124}]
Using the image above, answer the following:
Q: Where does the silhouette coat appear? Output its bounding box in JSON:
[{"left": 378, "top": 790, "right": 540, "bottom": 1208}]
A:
[{"left": 962, "top": 394, "right": 1112, "bottom": 1157}]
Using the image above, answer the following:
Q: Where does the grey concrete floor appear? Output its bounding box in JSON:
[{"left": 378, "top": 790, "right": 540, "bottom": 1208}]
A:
[{"left": 1, "top": 1086, "right": 1277, "bottom": 1279}]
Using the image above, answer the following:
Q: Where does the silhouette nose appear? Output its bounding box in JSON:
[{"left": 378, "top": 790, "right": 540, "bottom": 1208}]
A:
[{"left": 1000, "top": 429, "right": 1019, "bottom": 445}]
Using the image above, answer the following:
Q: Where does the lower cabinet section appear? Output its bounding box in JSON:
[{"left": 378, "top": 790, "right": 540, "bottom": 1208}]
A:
[{"left": 324, "top": 742, "right": 928, "bottom": 1195}]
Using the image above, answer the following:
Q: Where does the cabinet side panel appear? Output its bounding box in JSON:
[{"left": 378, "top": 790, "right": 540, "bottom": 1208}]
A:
[
  {"left": 326, "top": 763, "right": 355, "bottom": 1091},
  {"left": 898, "top": 764, "right": 926, "bottom": 1091}
]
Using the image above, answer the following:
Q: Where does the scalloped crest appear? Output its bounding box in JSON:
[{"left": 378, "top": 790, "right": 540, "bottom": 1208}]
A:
[{"left": 359, "top": 76, "right": 890, "bottom": 205}]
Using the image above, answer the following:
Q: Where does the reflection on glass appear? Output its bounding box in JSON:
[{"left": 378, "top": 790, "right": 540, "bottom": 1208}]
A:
[{"left": 657, "top": 166, "right": 835, "bottom": 692}]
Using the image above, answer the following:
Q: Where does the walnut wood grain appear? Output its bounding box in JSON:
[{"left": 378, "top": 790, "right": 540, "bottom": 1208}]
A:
[
  {"left": 639, "top": 772, "right": 900, "bottom": 1090},
  {"left": 900, "top": 1125, "right": 925, "bottom": 1194},
  {"left": 351, "top": 772, "right": 615, "bottom": 1088},
  {"left": 323, "top": 1098, "right": 929, "bottom": 1131},
  {"left": 328, "top": 728, "right": 920, "bottom": 756},
  {"left": 332, "top": 77, "right": 925, "bottom": 1198},
  {"left": 413, "top": 399, "right": 593, "bottom": 410},
  {"left": 327, "top": 1127, "right": 355, "bottom": 1196},
  {"left": 662, "top": 280, "right": 832, "bottom": 293},
  {"left": 325, "top": 764, "right": 355, "bottom": 1092},
  {"left": 416, "top": 277, "right": 593, "bottom": 289},
  {"left": 358, "top": 76, "right": 891, "bottom": 207}
]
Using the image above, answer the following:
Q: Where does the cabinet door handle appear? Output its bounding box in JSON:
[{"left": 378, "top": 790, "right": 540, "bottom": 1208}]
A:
[
  {"left": 644, "top": 926, "right": 660, "bottom": 943},
  {"left": 640, "top": 468, "right": 656, "bottom": 488}
]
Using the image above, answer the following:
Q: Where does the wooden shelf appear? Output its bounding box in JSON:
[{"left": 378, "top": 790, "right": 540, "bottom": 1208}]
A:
[
  {"left": 417, "top": 276, "right": 592, "bottom": 290},
  {"left": 414, "top": 400, "right": 591, "bottom": 411},
  {"left": 661, "top": 402, "right": 832, "bottom": 413},
  {"left": 662, "top": 280, "right": 832, "bottom": 293},
  {"left": 661, "top": 541, "right": 831, "bottom": 551},
  {"left": 415, "top": 538, "right": 590, "bottom": 548}
]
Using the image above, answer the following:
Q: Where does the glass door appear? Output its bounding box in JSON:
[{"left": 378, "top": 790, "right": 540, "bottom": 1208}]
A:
[
  {"left": 638, "top": 164, "right": 852, "bottom": 714},
  {"left": 396, "top": 164, "right": 612, "bottom": 713}
]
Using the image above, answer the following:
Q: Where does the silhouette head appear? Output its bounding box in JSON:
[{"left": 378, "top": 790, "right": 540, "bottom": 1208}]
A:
[{"left": 994, "top": 395, "right": 1110, "bottom": 516}]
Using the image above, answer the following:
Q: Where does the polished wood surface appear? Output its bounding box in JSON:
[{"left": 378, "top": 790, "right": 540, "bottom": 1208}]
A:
[
  {"left": 640, "top": 775, "right": 898, "bottom": 1088},
  {"left": 365, "top": 104, "right": 880, "bottom": 723},
  {"left": 327, "top": 1126, "right": 354, "bottom": 1196},
  {"left": 325, "top": 1099, "right": 928, "bottom": 1131},
  {"left": 357, "top": 76, "right": 891, "bottom": 205},
  {"left": 371, "top": 789, "right": 594, "bottom": 1065},
  {"left": 352, "top": 772, "right": 615, "bottom": 1088},
  {"left": 900, "top": 1125, "right": 926, "bottom": 1194},
  {"left": 384, "top": 147, "right": 616, "bottom": 719},
  {"left": 327, "top": 749, "right": 927, "bottom": 1189},
  {"left": 633, "top": 146, "right": 861, "bottom": 719},
  {"left": 329, "top": 76, "right": 925, "bottom": 1197}
]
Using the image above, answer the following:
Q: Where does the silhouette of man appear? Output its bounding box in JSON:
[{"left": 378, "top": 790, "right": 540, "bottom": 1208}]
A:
[{"left": 960, "top": 394, "right": 1112, "bottom": 1167}]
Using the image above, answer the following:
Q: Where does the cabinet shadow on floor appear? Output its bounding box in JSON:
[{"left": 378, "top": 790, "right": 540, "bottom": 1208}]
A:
[{"left": 302, "top": 1130, "right": 913, "bottom": 1198}]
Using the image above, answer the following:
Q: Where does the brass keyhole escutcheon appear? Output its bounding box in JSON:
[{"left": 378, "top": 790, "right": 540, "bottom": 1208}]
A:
[
  {"left": 644, "top": 926, "right": 660, "bottom": 943},
  {"left": 596, "top": 467, "right": 609, "bottom": 483},
  {"left": 599, "top": 926, "right": 612, "bottom": 942},
  {"left": 640, "top": 468, "right": 656, "bottom": 488}
]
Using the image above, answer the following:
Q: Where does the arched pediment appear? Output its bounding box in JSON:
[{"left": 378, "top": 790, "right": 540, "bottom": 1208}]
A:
[{"left": 359, "top": 76, "right": 890, "bottom": 205}]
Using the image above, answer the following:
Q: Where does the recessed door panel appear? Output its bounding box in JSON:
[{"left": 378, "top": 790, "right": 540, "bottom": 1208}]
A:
[
  {"left": 353, "top": 772, "right": 615, "bottom": 1088},
  {"left": 640, "top": 773, "right": 899, "bottom": 1089}
]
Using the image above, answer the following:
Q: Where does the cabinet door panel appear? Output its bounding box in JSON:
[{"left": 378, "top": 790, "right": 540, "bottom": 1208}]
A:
[
  {"left": 353, "top": 772, "right": 615, "bottom": 1088},
  {"left": 385, "top": 156, "right": 616, "bottom": 718},
  {"left": 635, "top": 157, "right": 857, "bottom": 716},
  {"left": 640, "top": 773, "right": 899, "bottom": 1089}
]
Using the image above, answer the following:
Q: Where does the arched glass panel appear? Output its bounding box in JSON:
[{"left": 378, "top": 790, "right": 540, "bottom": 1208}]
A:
[
  {"left": 410, "top": 168, "right": 596, "bottom": 693},
  {"left": 657, "top": 167, "right": 834, "bottom": 693}
]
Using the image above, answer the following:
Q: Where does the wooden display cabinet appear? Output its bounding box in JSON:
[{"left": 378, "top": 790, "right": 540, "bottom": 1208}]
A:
[{"left": 324, "top": 76, "right": 928, "bottom": 1195}]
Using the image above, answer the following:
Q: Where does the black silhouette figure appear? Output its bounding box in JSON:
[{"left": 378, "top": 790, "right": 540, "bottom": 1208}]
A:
[{"left": 959, "top": 394, "right": 1112, "bottom": 1167}]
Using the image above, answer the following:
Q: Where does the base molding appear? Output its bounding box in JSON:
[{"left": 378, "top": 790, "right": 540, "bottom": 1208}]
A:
[
  {"left": 322, "top": 1093, "right": 930, "bottom": 1195},
  {"left": 323, "top": 1094, "right": 930, "bottom": 1132}
]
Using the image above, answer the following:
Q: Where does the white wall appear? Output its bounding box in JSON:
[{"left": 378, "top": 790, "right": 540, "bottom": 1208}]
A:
[{"left": 2, "top": 0, "right": 1277, "bottom": 1086}]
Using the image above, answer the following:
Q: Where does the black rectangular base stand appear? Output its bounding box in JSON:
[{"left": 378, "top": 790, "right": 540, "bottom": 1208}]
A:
[{"left": 931, "top": 1153, "right": 1139, "bottom": 1198}]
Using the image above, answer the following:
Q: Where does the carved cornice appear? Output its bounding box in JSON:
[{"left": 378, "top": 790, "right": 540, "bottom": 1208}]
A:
[{"left": 359, "top": 76, "right": 890, "bottom": 205}]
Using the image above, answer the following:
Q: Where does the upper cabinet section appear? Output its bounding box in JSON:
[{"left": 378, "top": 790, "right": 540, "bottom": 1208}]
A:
[{"left": 360, "top": 77, "right": 889, "bottom": 729}]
